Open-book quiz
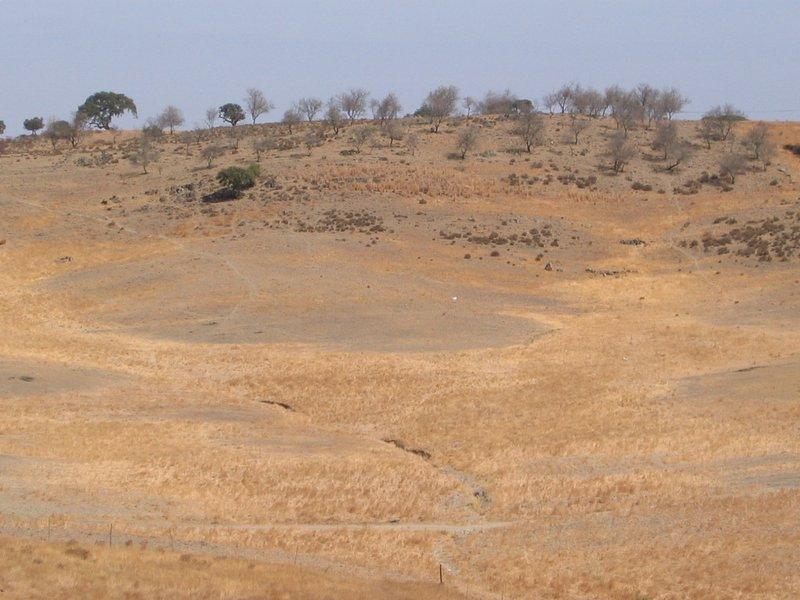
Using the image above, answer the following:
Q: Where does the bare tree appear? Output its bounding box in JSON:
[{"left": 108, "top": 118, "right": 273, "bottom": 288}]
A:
[
  {"left": 608, "top": 131, "right": 636, "bottom": 172},
  {"left": 385, "top": 120, "right": 404, "bottom": 147},
  {"left": 69, "top": 111, "right": 88, "bottom": 148},
  {"left": 702, "top": 104, "right": 745, "bottom": 141},
  {"left": 338, "top": 88, "right": 370, "bottom": 122},
  {"left": 178, "top": 130, "right": 194, "bottom": 154},
  {"left": 375, "top": 93, "right": 402, "bottom": 125},
  {"left": 129, "top": 136, "right": 161, "bottom": 174},
  {"left": 542, "top": 92, "right": 558, "bottom": 116},
  {"left": 651, "top": 121, "right": 679, "bottom": 159},
  {"left": 697, "top": 119, "right": 716, "bottom": 149},
  {"left": 569, "top": 114, "right": 590, "bottom": 144},
  {"left": 350, "top": 125, "right": 375, "bottom": 153},
  {"left": 569, "top": 87, "right": 606, "bottom": 117},
  {"left": 633, "top": 83, "right": 658, "bottom": 125},
  {"left": 228, "top": 125, "right": 244, "bottom": 149},
  {"left": 252, "top": 135, "right": 276, "bottom": 161},
  {"left": 424, "top": 85, "right": 459, "bottom": 133},
  {"left": 513, "top": 109, "right": 545, "bottom": 153},
  {"left": 479, "top": 90, "right": 517, "bottom": 116},
  {"left": 201, "top": 144, "right": 224, "bottom": 168},
  {"left": 296, "top": 97, "right": 323, "bottom": 122},
  {"left": 325, "top": 101, "right": 345, "bottom": 135},
  {"left": 719, "top": 152, "right": 746, "bottom": 183},
  {"left": 406, "top": 132, "right": 420, "bottom": 156},
  {"left": 658, "top": 88, "right": 689, "bottom": 120},
  {"left": 665, "top": 141, "right": 693, "bottom": 171},
  {"left": 462, "top": 96, "right": 478, "bottom": 118},
  {"left": 245, "top": 88, "right": 273, "bottom": 124},
  {"left": 741, "top": 122, "right": 774, "bottom": 164},
  {"left": 552, "top": 84, "right": 574, "bottom": 114},
  {"left": 609, "top": 91, "right": 642, "bottom": 135},
  {"left": 43, "top": 119, "right": 72, "bottom": 150},
  {"left": 204, "top": 107, "right": 218, "bottom": 130},
  {"left": 158, "top": 105, "right": 184, "bottom": 134},
  {"left": 456, "top": 125, "right": 480, "bottom": 159},
  {"left": 282, "top": 108, "right": 301, "bottom": 134}
]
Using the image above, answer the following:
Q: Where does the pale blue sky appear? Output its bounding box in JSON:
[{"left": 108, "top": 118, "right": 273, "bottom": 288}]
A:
[{"left": 1, "top": 0, "right": 798, "bottom": 135}]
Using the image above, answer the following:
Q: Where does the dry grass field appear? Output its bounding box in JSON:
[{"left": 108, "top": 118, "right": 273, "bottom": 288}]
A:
[{"left": 1, "top": 114, "right": 799, "bottom": 598}]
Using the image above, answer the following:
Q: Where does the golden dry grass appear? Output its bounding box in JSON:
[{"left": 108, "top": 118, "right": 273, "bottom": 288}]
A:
[{"left": 0, "top": 115, "right": 799, "bottom": 598}]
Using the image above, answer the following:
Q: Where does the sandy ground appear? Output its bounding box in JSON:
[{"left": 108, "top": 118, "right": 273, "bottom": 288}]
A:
[{"left": 0, "top": 116, "right": 799, "bottom": 598}]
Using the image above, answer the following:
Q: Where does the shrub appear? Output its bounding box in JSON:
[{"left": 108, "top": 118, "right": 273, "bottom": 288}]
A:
[{"left": 216, "top": 164, "right": 260, "bottom": 194}]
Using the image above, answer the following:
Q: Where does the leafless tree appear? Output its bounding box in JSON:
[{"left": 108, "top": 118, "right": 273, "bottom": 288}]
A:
[
  {"left": 282, "top": 108, "right": 301, "bottom": 134},
  {"left": 634, "top": 83, "right": 658, "bottom": 125},
  {"left": 542, "top": 92, "right": 558, "bottom": 116},
  {"left": 406, "top": 132, "right": 420, "bottom": 156},
  {"left": 569, "top": 114, "right": 590, "bottom": 144},
  {"left": 201, "top": 144, "right": 224, "bottom": 168},
  {"left": 375, "top": 93, "right": 402, "bottom": 125},
  {"left": 741, "top": 122, "right": 774, "bottom": 165},
  {"left": 570, "top": 87, "right": 606, "bottom": 117},
  {"left": 228, "top": 126, "right": 244, "bottom": 149},
  {"left": 178, "top": 131, "right": 194, "bottom": 154},
  {"left": 303, "top": 127, "right": 325, "bottom": 154},
  {"left": 245, "top": 88, "right": 273, "bottom": 124},
  {"left": 462, "top": 96, "right": 478, "bottom": 118},
  {"left": 252, "top": 135, "right": 276, "bottom": 161},
  {"left": 424, "top": 85, "right": 459, "bottom": 133},
  {"left": 657, "top": 87, "right": 689, "bottom": 120},
  {"left": 158, "top": 105, "right": 184, "bottom": 134},
  {"left": 204, "top": 107, "right": 218, "bottom": 130},
  {"left": 719, "top": 152, "right": 746, "bottom": 183},
  {"left": 608, "top": 131, "right": 636, "bottom": 172},
  {"left": 652, "top": 121, "right": 679, "bottom": 159},
  {"left": 697, "top": 119, "right": 716, "bottom": 149},
  {"left": 296, "top": 97, "right": 323, "bottom": 122},
  {"left": 609, "top": 91, "right": 642, "bottom": 135},
  {"left": 479, "top": 90, "right": 517, "bottom": 116},
  {"left": 385, "top": 120, "right": 404, "bottom": 147},
  {"left": 665, "top": 140, "right": 693, "bottom": 172},
  {"left": 350, "top": 125, "right": 375, "bottom": 153},
  {"left": 552, "top": 84, "right": 574, "bottom": 114},
  {"left": 456, "top": 125, "right": 480, "bottom": 159},
  {"left": 325, "top": 101, "right": 345, "bottom": 135},
  {"left": 702, "top": 104, "right": 746, "bottom": 141},
  {"left": 43, "top": 118, "right": 72, "bottom": 150},
  {"left": 129, "top": 136, "right": 161, "bottom": 174},
  {"left": 69, "top": 111, "right": 88, "bottom": 148},
  {"left": 338, "top": 88, "right": 370, "bottom": 122},
  {"left": 512, "top": 109, "right": 545, "bottom": 153}
]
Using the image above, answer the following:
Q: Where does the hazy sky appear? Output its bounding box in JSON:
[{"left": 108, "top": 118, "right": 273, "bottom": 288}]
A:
[{"left": 1, "top": 0, "right": 798, "bottom": 135}]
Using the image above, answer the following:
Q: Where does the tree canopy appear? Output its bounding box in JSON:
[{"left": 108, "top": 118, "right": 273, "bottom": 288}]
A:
[{"left": 78, "top": 92, "right": 137, "bottom": 130}]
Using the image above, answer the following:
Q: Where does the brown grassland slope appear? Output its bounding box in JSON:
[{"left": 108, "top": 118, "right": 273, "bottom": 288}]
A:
[{"left": 1, "top": 115, "right": 799, "bottom": 598}]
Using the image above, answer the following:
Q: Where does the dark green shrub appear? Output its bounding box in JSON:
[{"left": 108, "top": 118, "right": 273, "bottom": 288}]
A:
[{"left": 216, "top": 164, "right": 260, "bottom": 194}]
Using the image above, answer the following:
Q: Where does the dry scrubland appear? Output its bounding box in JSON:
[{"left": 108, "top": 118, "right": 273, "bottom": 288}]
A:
[{"left": 1, "top": 114, "right": 800, "bottom": 599}]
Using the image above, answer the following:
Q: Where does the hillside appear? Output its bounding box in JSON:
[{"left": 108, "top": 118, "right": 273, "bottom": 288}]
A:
[{"left": 1, "top": 114, "right": 799, "bottom": 598}]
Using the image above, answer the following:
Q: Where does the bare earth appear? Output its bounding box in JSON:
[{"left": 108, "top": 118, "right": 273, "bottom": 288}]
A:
[{"left": 1, "top": 116, "right": 799, "bottom": 598}]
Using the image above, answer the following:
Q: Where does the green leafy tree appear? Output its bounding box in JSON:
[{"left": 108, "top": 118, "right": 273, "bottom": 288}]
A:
[
  {"left": 219, "top": 103, "right": 245, "bottom": 127},
  {"left": 78, "top": 92, "right": 137, "bottom": 130},
  {"left": 0, "top": 121, "right": 6, "bottom": 136},
  {"left": 23, "top": 117, "right": 44, "bottom": 135}
]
